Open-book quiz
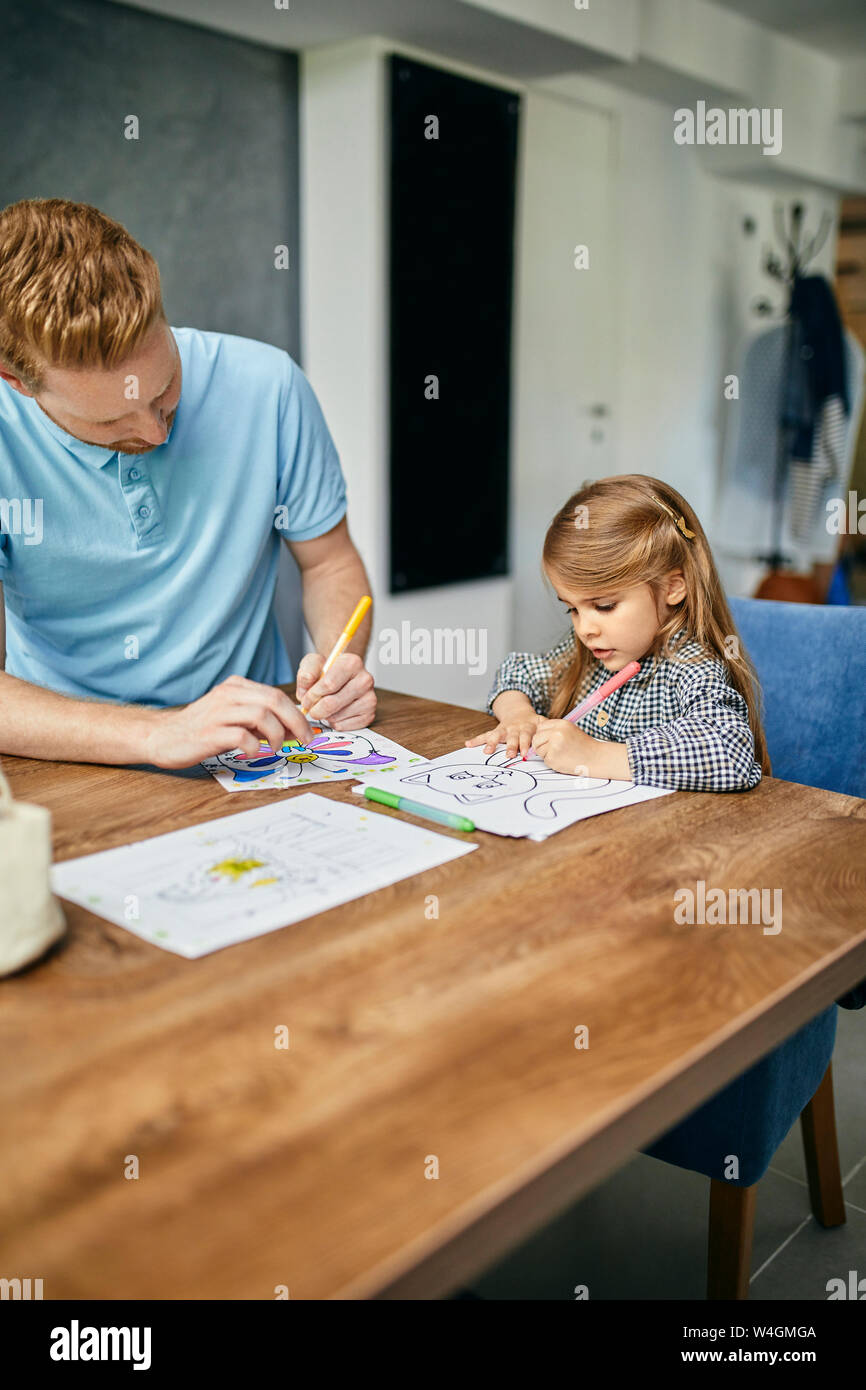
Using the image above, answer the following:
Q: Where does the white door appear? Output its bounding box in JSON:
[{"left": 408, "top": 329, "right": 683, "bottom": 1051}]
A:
[{"left": 511, "top": 90, "right": 618, "bottom": 651}]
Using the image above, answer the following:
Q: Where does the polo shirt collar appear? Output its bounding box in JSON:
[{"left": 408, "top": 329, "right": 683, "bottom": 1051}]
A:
[{"left": 27, "top": 397, "right": 119, "bottom": 468}]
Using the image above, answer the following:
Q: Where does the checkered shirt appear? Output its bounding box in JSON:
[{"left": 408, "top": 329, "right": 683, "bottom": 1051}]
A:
[{"left": 485, "top": 628, "right": 762, "bottom": 792}]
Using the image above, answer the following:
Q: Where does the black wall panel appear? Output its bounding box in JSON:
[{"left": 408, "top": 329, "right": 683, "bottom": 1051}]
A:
[{"left": 388, "top": 55, "right": 519, "bottom": 593}]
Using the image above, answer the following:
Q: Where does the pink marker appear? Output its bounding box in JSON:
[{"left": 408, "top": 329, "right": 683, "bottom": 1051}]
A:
[{"left": 522, "top": 660, "right": 641, "bottom": 759}]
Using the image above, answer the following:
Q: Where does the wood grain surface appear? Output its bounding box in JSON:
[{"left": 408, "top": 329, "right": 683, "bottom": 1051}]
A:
[{"left": 1, "top": 685, "right": 865, "bottom": 1299}]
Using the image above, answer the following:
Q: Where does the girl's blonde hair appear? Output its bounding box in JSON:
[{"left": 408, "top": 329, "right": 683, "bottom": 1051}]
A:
[
  {"left": 0, "top": 198, "right": 164, "bottom": 392},
  {"left": 542, "top": 474, "right": 771, "bottom": 775}
]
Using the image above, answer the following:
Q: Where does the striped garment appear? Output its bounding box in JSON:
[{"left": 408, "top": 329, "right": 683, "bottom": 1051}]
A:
[
  {"left": 789, "top": 395, "right": 850, "bottom": 541},
  {"left": 485, "top": 628, "right": 762, "bottom": 792}
]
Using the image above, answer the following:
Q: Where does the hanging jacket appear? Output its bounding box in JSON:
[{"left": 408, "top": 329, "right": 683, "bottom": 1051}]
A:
[
  {"left": 714, "top": 323, "right": 865, "bottom": 569},
  {"left": 786, "top": 275, "right": 851, "bottom": 539}
]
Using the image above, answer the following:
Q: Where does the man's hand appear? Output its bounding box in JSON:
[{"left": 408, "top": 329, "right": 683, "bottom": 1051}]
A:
[
  {"left": 142, "top": 675, "right": 315, "bottom": 769},
  {"left": 296, "top": 651, "right": 376, "bottom": 730}
]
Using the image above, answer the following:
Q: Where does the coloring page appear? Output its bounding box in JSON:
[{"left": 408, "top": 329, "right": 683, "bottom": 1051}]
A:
[
  {"left": 51, "top": 794, "right": 477, "bottom": 957},
  {"left": 355, "top": 744, "right": 675, "bottom": 839},
  {"left": 202, "top": 721, "right": 425, "bottom": 792}
]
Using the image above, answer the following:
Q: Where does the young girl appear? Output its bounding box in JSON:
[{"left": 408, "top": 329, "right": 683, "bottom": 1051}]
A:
[{"left": 466, "top": 474, "right": 770, "bottom": 792}]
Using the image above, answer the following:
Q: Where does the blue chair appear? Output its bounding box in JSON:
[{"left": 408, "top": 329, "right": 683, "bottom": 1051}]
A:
[
  {"left": 642, "top": 597, "right": 866, "bottom": 1297},
  {"left": 826, "top": 557, "right": 851, "bottom": 606},
  {"left": 728, "top": 596, "right": 866, "bottom": 800}
]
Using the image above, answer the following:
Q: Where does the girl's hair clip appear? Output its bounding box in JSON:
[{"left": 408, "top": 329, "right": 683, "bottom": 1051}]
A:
[{"left": 657, "top": 500, "right": 696, "bottom": 541}]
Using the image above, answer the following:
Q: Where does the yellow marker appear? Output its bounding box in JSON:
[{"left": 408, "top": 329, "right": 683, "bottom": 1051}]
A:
[{"left": 300, "top": 594, "right": 372, "bottom": 717}]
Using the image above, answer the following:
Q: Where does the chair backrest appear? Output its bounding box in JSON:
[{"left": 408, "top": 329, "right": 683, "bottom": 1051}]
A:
[{"left": 728, "top": 596, "right": 866, "bottom": 799}]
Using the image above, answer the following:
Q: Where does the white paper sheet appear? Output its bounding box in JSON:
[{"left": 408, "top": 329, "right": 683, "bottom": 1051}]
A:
[
  {"left": 201, "top": 721, "right": 425, "bottom": 792},
  {"left": 51, "top": 794, "right": 477, "bottom": 957},
  {"left": 354, "top": 744, "right": 675, "bottom": 839}
]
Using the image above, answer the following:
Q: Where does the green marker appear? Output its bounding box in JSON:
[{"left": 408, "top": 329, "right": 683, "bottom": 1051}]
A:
[{"left": 363, "top": 785, "right": 475, "bottom": 832}]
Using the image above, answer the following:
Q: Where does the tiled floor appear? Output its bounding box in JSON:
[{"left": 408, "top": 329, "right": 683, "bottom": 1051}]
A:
[{"left": 470, "top": 1007, "right": 865, "bottom": 1300}]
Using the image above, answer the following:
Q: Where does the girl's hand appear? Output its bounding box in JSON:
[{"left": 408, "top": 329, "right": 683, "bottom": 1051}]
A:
[
  {"left": 532, "top": 717, "right": 597, "bottom": 775},
  {"left": 464, "top": 712, "right": 542, "bottom": 759}
]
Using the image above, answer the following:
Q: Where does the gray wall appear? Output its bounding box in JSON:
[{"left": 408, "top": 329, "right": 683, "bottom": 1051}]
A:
[{"left": 0, "top": 0, "right": 305, "bottom": 668}]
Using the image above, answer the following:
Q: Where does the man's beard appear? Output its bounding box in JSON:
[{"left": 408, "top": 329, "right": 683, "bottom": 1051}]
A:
[
  {"left": 37, "top": 399, "right": 177, "bottom": 452},
  {"left": 106, "top": 406, "right": 178, "bottom": 452}
]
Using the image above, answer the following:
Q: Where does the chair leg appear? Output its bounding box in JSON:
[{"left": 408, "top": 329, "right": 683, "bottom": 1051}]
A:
[
  {"left": 707, "top": 1179, "right": 757, "bottom": 1300},
  {"left": 800, "top": 1063, "right": 846, "bottom": 1228}
]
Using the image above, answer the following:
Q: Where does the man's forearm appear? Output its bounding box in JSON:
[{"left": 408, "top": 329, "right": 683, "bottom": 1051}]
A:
[
  {"left": 0, "top": 671, "right": 156, "bottom": 764},
  {"left": 301, "top": 553, "right": 373, "bottom": 659}
]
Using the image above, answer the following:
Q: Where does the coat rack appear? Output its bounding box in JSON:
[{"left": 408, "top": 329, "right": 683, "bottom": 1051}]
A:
[
  {"left": 751, "top": 202, "right": 833, "bottom": 318},
  {"left": 765, "top": 201, "right": 832, "bottom": 286}
]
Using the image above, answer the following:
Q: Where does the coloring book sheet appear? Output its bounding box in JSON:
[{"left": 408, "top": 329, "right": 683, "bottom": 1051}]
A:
[
  {"left": 353, "top": 744, "right": 675, "bottom": 839},
  {"left": 51, "top": 794, "right": 477, "bottom": 958},
  {"left": 201, "top": 715, "right": 425, "bottom": 792}
]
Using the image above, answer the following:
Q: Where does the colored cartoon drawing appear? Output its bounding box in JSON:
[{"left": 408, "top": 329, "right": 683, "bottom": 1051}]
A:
[
  {"left": 399, "top": 748, "right": 628, "bottom": 820},
  {"left": 208, "top": 732, "right": 400, "bottom": 787}
]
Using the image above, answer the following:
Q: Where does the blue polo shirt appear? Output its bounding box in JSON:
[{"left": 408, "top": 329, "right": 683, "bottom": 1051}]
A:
[{"left": 0, "top": 327, "right": 347, "bottom": 706}]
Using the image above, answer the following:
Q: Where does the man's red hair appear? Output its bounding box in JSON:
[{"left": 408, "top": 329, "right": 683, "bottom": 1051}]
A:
[{"left": 0, "top": 198, "right": 164, "bottom": 391}]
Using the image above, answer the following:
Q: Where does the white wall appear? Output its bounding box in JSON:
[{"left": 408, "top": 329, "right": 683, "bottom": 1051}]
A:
[
  {"left": 536, "top": 67, "right": 839, "bottom": 598},
  {"left": 510, "top": 90, "right": 619, "bottom": 653},
  {"left": 300, "top": 42, "right": 386, "bottom": 606},
  {"left": 301, "top": 40, "right": 513, "bottom": 712},
  {"left": 302, "top": 37, "right": 845, "bottom": 712},
  {"left": 467, "top": 0, "right": 640, "bottom": 61}
]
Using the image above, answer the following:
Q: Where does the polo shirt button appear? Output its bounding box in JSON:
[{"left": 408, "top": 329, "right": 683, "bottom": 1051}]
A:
[
  {"left": 138, "top": 505, "right": 150, "bottom": 518},
  {"left": 129, "top": 468, "right": 141, "bottom": 481}
]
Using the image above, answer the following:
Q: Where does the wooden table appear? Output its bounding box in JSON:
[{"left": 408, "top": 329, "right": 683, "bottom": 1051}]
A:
[{"left": 2, "top": 686, "right": 865, "bottom": 1299}]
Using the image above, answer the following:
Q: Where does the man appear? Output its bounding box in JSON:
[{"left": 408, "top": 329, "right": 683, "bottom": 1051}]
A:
[{"left": 0, "top": 198, "right": 375, "bottom": 768}]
